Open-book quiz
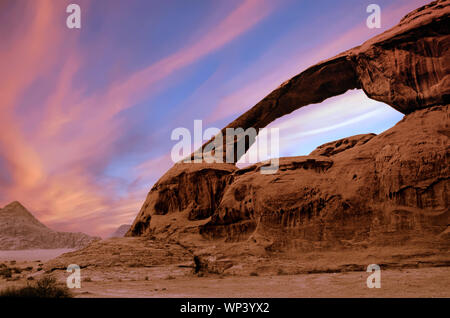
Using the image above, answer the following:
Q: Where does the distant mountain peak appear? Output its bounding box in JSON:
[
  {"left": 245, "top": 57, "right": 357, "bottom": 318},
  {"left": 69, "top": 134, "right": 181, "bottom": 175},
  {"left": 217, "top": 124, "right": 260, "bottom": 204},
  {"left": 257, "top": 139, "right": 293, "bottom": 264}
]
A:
[
  {"left": 3, "top": 200, "right": 27, "bottom": 210},
  {"left": 0, "top": 200, "right": 100, "bottom": 250},
  {"left": 1, "top": 201, "right": 45, "bottom": 226}
]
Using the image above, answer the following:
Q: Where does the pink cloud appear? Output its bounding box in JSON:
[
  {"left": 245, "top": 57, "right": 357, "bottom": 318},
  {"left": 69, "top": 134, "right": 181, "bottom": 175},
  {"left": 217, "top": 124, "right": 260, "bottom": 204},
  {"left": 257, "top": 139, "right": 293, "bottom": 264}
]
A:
[
  {"left": 1, "top": 0, "right": 426, "bottom": 237},
  {"left": 0, "top": 0, "right": 277, "bottom": 237},
  {"left": 206, "top": 0, "right": 430, "bottom": 124}
]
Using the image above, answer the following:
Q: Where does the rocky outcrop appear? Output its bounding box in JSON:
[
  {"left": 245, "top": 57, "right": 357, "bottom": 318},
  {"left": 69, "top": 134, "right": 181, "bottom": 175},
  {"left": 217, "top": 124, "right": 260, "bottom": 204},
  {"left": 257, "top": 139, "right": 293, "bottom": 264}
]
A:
[
  {"left": 43, "top": 237, "right": 192, "bottom": 271},
  {"left": 309, "top": 134, "right": 376, "bottom": 157},
  {"left": 0, "top": 201, "right": 99, "bottom": 250},
  {"left": 354, "top": 0, "right": 450, "bottom": 113},
  {"left": 128, "top": 1, "right": 450, "bottom": 248},
  {"left": 128, "top": 163, "right": 236, "bottom": 236},
  {"left": 200, "top": 106, "right": 449, "bottom": 249}
]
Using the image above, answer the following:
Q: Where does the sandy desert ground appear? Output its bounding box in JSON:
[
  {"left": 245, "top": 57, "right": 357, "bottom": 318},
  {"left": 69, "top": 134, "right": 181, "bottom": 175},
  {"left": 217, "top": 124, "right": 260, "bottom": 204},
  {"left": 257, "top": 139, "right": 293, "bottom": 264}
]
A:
[
  {"left": 0, "top": 249, "right": 74, "bottom": 262},
  {"left": 1, "top": 240, "right": 449, "bottom": 298},
  {"left": 1, "top": 261, "right": 449, "bottom": 297},
  {"left": 69, "top": 267, "right": 450, "bottom": 298}
]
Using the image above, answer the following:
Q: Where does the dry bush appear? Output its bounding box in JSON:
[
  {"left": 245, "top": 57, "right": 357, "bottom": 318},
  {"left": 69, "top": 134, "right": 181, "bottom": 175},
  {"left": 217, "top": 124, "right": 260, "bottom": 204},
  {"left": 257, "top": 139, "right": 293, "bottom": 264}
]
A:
[{"left": 0, "top": 275, "right": 72, "bottom": 298}]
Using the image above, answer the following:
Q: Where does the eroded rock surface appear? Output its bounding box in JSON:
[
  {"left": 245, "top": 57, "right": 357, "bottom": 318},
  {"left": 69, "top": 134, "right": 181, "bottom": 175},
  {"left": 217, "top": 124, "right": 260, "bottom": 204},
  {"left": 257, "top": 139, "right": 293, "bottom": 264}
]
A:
[
  {"left": 309, "top": 134, "right": 376, "bottom": 157},
  {"left": 200, "top": 106, "right": 449, "bottom": 249},
  {"left": 127, "top": 1, "right": 450, "bottom": 250},
  {"left": 353, "top": 0, "right": 450, "bottom": 114},
  {"left": 43, "top": 237, "right": 192, "bottom": 271},
  {"left": 128, "top": 163, "right": 236, "bottom": 236}
]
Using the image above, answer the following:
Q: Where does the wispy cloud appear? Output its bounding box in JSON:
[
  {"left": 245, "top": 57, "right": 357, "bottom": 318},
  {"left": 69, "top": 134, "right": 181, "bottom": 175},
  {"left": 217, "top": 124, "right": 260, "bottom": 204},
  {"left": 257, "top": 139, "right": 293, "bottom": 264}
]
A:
[
  {"left": 0, "top": 0, "right": 425, "bottom": 237},
  {"left": 0, "top": 0, "right": 277, "bottom": 236},
  {"left": 206, "top": 0, "right": 429, "bottom": 125}
]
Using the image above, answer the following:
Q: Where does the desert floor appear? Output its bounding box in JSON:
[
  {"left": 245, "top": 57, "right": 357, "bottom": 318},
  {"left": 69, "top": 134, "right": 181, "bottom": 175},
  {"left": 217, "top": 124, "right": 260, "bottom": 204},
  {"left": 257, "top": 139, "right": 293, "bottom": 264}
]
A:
[
  {"left": 0, "top": 249, "right": 74, "bottom": 262},
  {"left": 64, "top": 267, "right": 450, "bottom": 298},
  {"left": 1, "top": 248, "right": 449, "bottom": 298}
]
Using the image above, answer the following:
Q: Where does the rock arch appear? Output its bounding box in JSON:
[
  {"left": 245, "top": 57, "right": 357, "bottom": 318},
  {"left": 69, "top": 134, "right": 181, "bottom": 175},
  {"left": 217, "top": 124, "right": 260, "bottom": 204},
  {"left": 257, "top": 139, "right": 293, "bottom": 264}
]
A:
[
  {"left": 128, "top": 0, "right": 450, "bottom": 239},
  {"left": 196, "top": 0, "right": 450, "bottom": 163}
]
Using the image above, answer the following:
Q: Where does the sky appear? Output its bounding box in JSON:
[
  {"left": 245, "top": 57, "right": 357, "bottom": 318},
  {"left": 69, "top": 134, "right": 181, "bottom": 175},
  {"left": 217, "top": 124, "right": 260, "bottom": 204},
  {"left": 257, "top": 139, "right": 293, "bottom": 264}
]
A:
[{"left": 0, "top": 0, "right": 430, "bottom": 237}]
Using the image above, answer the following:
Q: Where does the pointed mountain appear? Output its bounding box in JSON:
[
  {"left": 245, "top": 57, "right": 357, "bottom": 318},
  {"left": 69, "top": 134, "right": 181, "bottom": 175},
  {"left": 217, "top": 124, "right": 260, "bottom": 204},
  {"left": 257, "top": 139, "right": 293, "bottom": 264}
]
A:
[
  {"left": 1, "top": 201, "right": 48, "bottom": 229},
  {"left": 0, "top": 201, "right": 100, "bottom": 250}
]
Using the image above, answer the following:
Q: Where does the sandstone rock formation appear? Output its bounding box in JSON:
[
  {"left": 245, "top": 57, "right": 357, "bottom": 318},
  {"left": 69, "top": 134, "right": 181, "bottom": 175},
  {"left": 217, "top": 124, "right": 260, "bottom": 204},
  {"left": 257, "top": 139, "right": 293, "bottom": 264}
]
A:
[
  {"left": 193, "top": 0, "right": 450, "bottom": 162},
  {"left": 128, "top": 163, "right": 236, "bottom": 236},
  {"left": 200, "top": 106, "right": 449, "bottom": 249},
  {"left": 309, "top": 134, "right": 376, "bottom": 157},
  {"left": 127, "top": 0, "right": 450, "bottom": 249},
  {"left": 44, "top": 237, "right": 192, "bottom": 271},
  {"left": 0, "top": 201, "right": 99, "bottom": 250},
  {"left": 109, "top": 224, "right": 132, "bottom": 238}
]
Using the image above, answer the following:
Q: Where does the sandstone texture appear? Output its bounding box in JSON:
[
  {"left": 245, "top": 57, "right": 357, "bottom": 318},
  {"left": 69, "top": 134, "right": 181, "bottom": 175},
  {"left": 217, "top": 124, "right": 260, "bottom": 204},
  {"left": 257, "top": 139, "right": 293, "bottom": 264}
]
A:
[
  {"left": 200, "top": 106, "right": 449, "bottom": 249},
  {"left": 128, "top": 163, "right": 236, "bottom": 236},
  {"left": 0, "top": 201, "right": 99, "bottom": 250},
  {"left": 43, "top": 237, "right": 192, "bottom": 271},
  {"left": 128, "top": 1, "right": 450, "bottom": 251}
]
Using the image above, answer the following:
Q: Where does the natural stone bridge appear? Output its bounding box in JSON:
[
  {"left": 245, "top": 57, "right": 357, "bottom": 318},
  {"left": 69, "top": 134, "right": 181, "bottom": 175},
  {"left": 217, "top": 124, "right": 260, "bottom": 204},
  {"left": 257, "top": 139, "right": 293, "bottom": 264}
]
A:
[
  {"left": 194, "top": 0, "right": 450, "bottom": 163},
  {"left": 127, "top": 0, "right": 450, "bottom": 248}
]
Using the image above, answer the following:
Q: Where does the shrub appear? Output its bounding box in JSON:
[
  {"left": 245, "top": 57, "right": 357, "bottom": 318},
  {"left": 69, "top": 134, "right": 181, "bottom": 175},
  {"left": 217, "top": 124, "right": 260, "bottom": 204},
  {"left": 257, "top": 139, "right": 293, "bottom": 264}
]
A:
[
  {"left": 0, "top": 265, "right": 12, "bottom": 279},
  {"left": 0, "top": 275, "right": 72, "bottom": 298}
]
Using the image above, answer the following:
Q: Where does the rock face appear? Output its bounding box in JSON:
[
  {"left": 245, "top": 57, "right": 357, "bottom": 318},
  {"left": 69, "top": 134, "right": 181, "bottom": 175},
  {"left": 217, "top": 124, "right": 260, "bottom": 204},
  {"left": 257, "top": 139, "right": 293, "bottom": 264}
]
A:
[
  {"left": 109, "top": 224, "right": 131, "bottom": 238},
  {"left": 128, "top": 163, "right": 235, "bottom": 236},
  {"left": 127, "top": 1, "right": 450, "bottom": 249},
  {"left": 200, "top": 106, "right": 449, "bottom": 249},
  {"left": 0, "top": 201, "right": 99, "bottom": 250},
  {"left": 352, "top": 0, "right": 450, "bottom": 114}
]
